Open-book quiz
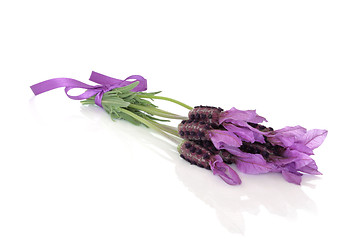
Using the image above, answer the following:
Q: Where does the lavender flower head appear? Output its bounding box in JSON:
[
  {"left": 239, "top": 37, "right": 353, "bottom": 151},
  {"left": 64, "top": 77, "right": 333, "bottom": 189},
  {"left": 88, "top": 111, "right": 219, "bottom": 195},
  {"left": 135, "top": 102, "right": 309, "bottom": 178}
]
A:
[
  {"left": 178, "top": 140, "right": 241, "bottom": 185},
  {"left": 178, "top": 106, "right": 328, "bottom": 185}
]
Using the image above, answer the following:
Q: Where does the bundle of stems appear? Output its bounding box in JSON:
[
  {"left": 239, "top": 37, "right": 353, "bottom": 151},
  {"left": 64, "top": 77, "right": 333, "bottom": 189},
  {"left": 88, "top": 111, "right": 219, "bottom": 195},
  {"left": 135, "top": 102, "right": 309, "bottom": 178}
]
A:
[{"left": 81, "top": 82, "right": 192, "bottom": 144}]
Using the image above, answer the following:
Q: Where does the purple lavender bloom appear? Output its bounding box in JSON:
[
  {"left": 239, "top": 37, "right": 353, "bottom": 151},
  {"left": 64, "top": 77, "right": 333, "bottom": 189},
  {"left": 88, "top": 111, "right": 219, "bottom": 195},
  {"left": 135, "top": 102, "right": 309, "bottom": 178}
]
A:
[
  {"left": 179, "top": 140, "right": 241, "bottom": 185},
  {"left": 209, "top": 107, "right": 327, "bottom": 185},
  {"left": 180, "top": 106, "right": 327, "bottom": 185},
  {"left": 266, "top": 126, "right": 327, "bottom": 154},
  {"left": 215, "top": 126, "right": 327, "bottom": 185},
  {"left": 263, "top": 127, "right": 328, "bottom": 184},
  {"left": 210, "top": 155, "right": 242, "bottom": 185},
  {"left": 208, "top": 130, "right": 242, "bottom": 149},
  {"left": 220, "top": 107, "right": 267, "bottom": 127},
  {"left": 223, "top": 146, "right": 275, "bottom": 174},
  {"left": 182, "top": 107, "right": 268, "bottom": 146},
  {"left": 219, "top": 107, "right": 269, "bottom": 144}
]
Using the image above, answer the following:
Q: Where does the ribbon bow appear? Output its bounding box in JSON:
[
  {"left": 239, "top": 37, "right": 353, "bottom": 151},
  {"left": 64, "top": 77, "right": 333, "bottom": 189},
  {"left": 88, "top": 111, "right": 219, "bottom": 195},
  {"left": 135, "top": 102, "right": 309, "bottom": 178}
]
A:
[{"left": 30, "top": 71, "right": 147, "bottom": 107}]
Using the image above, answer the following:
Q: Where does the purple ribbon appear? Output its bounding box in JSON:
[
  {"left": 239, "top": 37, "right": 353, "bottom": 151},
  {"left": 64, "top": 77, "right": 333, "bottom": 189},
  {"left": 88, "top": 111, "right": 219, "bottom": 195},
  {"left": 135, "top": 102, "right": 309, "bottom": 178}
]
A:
[{"left": 30, "top": 71, "right": 147, "bottom": 107}]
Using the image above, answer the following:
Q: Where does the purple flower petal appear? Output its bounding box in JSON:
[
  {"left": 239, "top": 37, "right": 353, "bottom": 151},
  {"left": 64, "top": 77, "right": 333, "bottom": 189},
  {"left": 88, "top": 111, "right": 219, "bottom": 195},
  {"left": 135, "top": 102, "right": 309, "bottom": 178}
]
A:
[
  {"left": 272, "top": 156, "right": 297, "bottom": 166},
  {"left": 219, "top": 107, "right": 267, "bottom": 125},
  {"left": 228, "top": 149, "right": 274, "bottom": 174},
  {"left": 268, "top": 126, "right": 307, "bottom": 147},
  {"left": 275, "top": 125, "right": 307, "bottom": 137},
  {"left": 298, "top": 129, "right": 328, "bottom": 150},
  {"left": 253, "top": 131, "right": 266, "bottom": 143},
  {"left": 281, "top": 170, "right": 302, "bottom": 185},
  {"left": 298, "top": 161, "right": 322, "bottom": 175},
  {"left": 281, "top": 149, "right": 314, "bottom": 169},
  {"left": 289, "top": 143, "right": 314, "bottom": 155},
  {"left": 221, "top": 145, "right": 245, "bottom": 157},
  {"left": 223, "top": 123, "right": 256, "bottom": 143},
  {"left": 209, "top": 130, "right": 242, "bottom": 149},
  {"left": 276, "top": 135, "right": 296, "bottom": 147},
  {"left": 209, "top": 155, "right": 241, "bottom": 185}
]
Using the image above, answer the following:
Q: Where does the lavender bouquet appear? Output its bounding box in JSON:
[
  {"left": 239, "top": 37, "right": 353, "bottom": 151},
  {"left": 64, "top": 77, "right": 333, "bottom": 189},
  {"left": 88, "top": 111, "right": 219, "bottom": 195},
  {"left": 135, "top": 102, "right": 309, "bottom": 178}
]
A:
[{"left": 31, "top": 71, "right": 327, "bottom": 185}]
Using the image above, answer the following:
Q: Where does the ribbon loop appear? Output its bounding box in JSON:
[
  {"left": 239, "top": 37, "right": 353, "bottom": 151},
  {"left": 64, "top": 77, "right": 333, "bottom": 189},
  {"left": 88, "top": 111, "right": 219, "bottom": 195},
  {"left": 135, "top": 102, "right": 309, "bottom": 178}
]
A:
[{"left": 30, "top": 71, "right": 147, "bottom": 108}]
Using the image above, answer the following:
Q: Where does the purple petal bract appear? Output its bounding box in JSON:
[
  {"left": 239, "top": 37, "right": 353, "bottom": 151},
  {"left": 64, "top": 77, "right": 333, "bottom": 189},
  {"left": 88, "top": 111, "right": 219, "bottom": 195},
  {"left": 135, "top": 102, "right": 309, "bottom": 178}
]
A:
[
  {"left": 209, "top": 130, "right": 242, "bottom": 149},
  {"left": 209, "top": 155, "right": 241, "bottom": 185},
  {"left": 223, "top": 123, "right": 256, "bottom": 143},
  {"left": 230, "top": 150, "right": 274, "bottom": 174},
  {"left": 281, "top": 170, "right": 302, "bottom": 185},
  {"left": 299, "top": 129, "right": 328, "bottom": 150},
  {"left": 219, "top": 107, "right": 267, "bottom": 125}
]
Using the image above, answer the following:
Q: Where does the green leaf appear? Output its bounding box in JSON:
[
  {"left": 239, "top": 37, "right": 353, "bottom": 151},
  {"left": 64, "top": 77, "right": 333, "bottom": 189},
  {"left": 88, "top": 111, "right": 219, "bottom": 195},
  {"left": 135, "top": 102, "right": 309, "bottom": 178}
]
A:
[
  {"left": 143, "top": 115, "right": 170, "bottom": 122},
  {"left": 110, "top": 81, "right": 139, "bottom": 93},
  {"left": 132, "top": 97, "right": 158, "bottom": 107},
  {"left": 117, "top": 112, "right": 143, "bottom": 126},
  {"left": 101, "top": 97, "right": 131, "bottom": 108},
  {"left": 137, "top": 91, "right": 162, "bottom": 98},
  {"left": 115, "top": 91, "right": 135, "bottom": 98},
  {"left": 123, "top": 93, "right": 137, "bottom": 102}
]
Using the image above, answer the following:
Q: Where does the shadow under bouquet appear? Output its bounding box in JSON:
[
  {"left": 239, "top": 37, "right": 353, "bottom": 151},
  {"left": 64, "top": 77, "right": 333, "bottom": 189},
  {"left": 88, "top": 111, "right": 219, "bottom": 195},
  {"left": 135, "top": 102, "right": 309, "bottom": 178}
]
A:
[{"left": 31, "top": 71, "right": 327, "bottom": 185}]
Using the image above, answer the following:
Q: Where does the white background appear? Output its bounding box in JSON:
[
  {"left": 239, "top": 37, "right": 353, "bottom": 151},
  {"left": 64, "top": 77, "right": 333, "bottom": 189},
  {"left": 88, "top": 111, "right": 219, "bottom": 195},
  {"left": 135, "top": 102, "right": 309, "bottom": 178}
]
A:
[{"left": 1, "top": 0, "right": 359, "bottom": 239}]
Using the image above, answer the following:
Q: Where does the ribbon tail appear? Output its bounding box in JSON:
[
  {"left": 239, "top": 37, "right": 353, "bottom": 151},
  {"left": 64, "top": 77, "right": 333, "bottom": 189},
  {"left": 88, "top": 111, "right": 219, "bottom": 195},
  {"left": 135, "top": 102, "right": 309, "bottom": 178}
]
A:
[{"left": 30, "top": 78, "right": 94, "bottom": 96}]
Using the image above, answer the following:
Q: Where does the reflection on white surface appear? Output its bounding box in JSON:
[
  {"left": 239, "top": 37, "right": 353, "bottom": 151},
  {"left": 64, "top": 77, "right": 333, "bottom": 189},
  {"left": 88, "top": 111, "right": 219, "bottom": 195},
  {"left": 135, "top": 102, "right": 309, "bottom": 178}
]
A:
[
  {"left": 176, "top": 167, "right": 318, "bottom": 234},
  {"left": 79, "top": 105, "right": 318, "bottom": 235}
]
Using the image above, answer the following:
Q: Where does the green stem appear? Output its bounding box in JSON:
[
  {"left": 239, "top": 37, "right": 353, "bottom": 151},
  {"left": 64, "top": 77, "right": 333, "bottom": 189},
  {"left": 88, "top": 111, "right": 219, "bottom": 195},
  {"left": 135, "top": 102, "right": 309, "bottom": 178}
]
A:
[
  {"left": 128, "top": 104, "right": 187, "bottom": 120},
  {"left": 146, "top": 119, "right": 180, "bottom": 137},
  {"left": 117, "top": 108, "right": 182, "bottom": 145},
  {"left": 136, "top": 95, "right": 193, "bottom": 110}
]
